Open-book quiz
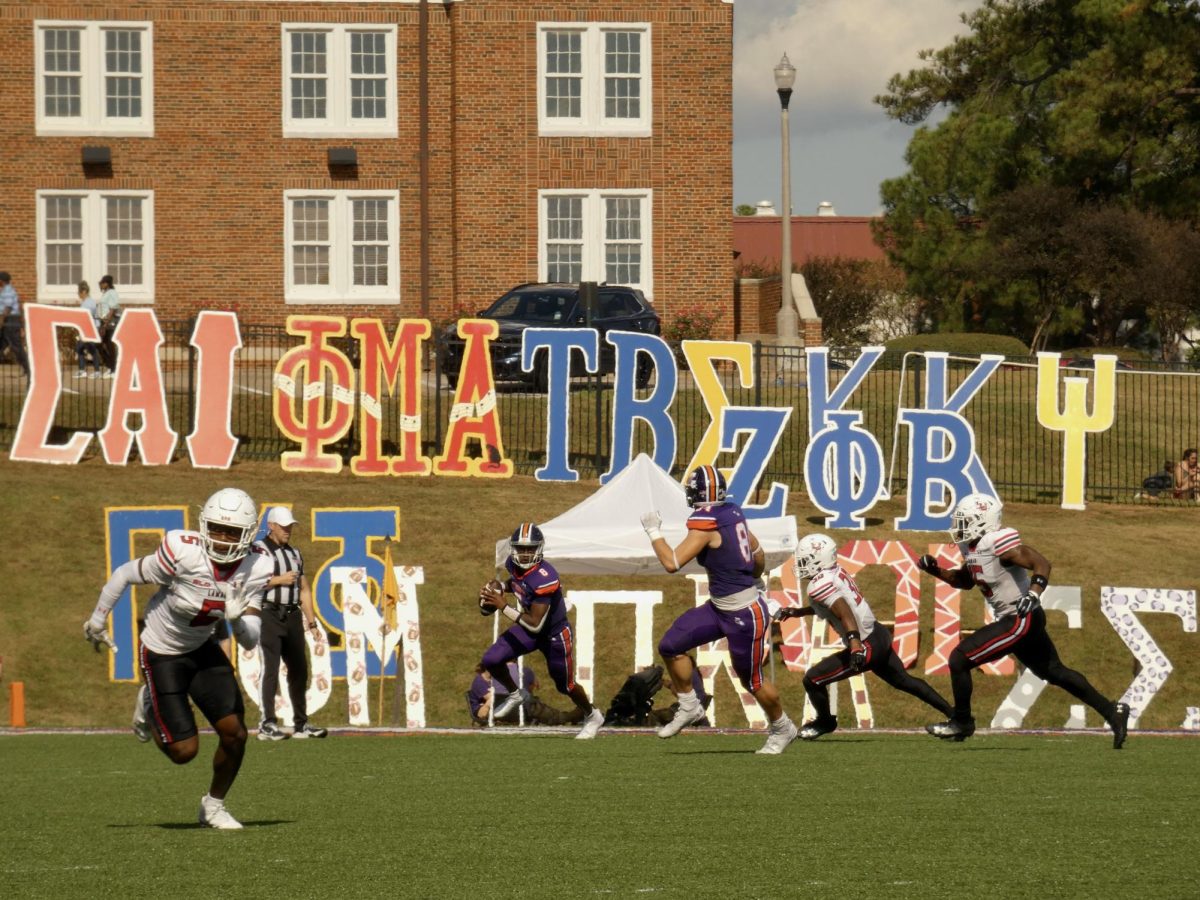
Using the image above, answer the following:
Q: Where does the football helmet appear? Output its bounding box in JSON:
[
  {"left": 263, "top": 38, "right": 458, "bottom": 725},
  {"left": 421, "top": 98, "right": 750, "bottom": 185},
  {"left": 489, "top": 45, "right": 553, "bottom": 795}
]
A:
[
  {"left": 794, "top": 533, "right": 838, "bottom": 579},
  {"left": 199, "top": 487, "right": 258, "bottom": 564},
  {"left": 949, "top": 492, "right": 1003, "bottom": 544},
  {"left": 509, "top": 522, "right": 545, "bottom": 569},
  {"left": 684, "top": 465, "right": 726, "bottom": 507}
]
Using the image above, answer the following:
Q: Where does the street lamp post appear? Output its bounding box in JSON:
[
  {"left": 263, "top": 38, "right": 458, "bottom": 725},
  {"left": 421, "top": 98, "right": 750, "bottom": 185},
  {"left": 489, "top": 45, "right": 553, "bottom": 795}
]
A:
[{"left": 774, "top": 53, "right": 798, "bottom": 342}]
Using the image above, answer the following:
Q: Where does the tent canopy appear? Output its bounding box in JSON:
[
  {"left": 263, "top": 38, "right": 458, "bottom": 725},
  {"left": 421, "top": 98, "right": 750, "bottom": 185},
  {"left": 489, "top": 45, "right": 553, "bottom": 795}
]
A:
[{"left": 495, "top": 454, "right": 798, "bottom": 576}]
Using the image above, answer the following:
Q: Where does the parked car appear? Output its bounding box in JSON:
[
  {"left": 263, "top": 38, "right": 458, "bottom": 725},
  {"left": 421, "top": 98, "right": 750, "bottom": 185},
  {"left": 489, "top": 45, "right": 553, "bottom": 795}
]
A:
[{"left": 439, "top": 283, "right": 661, "bottom": 390}]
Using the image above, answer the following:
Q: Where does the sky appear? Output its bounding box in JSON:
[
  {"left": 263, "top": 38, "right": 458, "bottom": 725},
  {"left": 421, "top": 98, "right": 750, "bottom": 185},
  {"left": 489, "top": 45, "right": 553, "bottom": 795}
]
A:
[{"left": 733, "top": 0, "right": 975, "bottom": 217}]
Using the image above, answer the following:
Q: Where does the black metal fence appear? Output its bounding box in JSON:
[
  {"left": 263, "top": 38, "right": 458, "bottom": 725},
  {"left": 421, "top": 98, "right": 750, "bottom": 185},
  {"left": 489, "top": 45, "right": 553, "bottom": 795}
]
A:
[{"left": 2, "top": 320, "right": 1198, "bottom": 505}]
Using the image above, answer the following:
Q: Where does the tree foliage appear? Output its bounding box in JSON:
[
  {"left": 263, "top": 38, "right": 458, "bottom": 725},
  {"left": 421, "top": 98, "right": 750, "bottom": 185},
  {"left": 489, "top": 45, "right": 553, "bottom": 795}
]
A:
[
  {"left": 800, "top": 257, "right": 916, "bottom": 346},
  {"left": 875, "top": 0, "right": 1200, "bottom": 353}
]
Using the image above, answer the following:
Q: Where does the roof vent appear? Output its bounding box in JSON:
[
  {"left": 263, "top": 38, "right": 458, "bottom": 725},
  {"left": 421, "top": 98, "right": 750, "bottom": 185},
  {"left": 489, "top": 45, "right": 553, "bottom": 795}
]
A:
[
  {"left": 817, "top": 201, "right": 836, "bottom": 216},
  {"left": 754, "top": 200, "right": 778, "bottom": 216}
]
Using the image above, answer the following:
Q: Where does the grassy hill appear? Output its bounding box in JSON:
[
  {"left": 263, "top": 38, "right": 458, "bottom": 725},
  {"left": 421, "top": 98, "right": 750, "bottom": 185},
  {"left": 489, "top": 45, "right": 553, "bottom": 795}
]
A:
[{"left": 1, "top": 456, "right": 1196, "bottom": 731}]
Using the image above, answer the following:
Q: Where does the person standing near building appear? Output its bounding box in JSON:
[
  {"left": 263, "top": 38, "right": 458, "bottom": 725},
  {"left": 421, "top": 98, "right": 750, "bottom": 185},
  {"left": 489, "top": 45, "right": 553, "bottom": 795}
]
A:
[
  {"left": 255, "top": 506, "right": 326, "bottom": 741},
  {"left": 0, "top": 271, "right": 30, "bottom": 378},
  {"left": 74, "top": 281, "right": 103, "bottom": 377},
  {"left": 918, "top": 493, "right": 1130, "bottom": 747},
  {"left": 95, "top": 274, "right": 120, "bottom": 377},
  {"left": 82, "top": 487, "right": 273, "bottom": 829},
  {"left": 785, "top": 533, "right": 954, "bottom": 740},
  {"left": 641, "top": 465, "right": 799, "bottom": 754}
]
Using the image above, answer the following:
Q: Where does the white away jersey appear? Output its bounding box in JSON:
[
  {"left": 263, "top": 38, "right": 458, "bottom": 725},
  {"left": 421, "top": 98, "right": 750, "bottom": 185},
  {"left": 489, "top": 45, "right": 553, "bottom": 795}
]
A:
[
  {"left": 806, "top": 567, "right": 877, "bottom": 639},
  {"left": 137, "top": 529, "right": 274, "bottom": 654},
  {"left": 960, "top": 527, "right": 1029, "bottom": 619}
]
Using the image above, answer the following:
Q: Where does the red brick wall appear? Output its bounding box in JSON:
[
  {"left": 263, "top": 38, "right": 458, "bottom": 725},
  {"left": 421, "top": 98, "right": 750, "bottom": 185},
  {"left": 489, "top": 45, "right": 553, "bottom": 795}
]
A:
[{"left": 0, "top": 0, "right": 733, "bottom": 333}]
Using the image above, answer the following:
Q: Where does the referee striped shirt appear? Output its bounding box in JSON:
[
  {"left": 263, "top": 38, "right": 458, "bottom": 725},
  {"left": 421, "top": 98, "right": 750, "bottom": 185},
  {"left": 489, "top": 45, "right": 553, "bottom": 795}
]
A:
[{"left": 257, "top": 537, "right": 304, "bottom": 607}]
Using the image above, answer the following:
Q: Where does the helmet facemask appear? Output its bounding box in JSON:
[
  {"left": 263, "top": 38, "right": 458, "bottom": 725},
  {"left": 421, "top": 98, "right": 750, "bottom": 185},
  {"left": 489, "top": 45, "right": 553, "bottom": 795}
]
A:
[
  {"left": 509, "top": 523, "right": 545, "bottom": 569},
  {"left": 199, "top": 488, "right": 258, "bottom": 564}
]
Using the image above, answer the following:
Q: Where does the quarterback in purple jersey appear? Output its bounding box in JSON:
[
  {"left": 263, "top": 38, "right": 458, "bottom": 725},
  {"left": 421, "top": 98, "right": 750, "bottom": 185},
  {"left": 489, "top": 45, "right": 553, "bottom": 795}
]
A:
[
  {"left": 641, "top": 465, "right": 799, "bottom": 754},
  {"left": 918, "top": 493, "right": 1130, "bottom": 746},
  {"left": 83, "top": 488, "right": 273, "bottom": 829},
  {"left": 477, "top": 522, "right": 605, "bottom": 739}
]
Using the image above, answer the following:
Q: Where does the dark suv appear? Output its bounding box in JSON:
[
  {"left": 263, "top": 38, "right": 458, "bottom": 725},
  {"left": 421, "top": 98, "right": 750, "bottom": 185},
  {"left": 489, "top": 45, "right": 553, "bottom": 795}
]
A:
[{"left": 439, "top": 283, "right": 661, "bottom": 390}]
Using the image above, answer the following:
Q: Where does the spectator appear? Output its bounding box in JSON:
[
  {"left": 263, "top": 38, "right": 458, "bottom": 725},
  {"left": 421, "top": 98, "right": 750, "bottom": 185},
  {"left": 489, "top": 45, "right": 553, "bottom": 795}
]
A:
[
  {"left": 0, "top": 271, "right": 30, "bottom": 378},
  {"left": 255, "top": 507, "right": 327, "bottom": 740},
  {"left": 74, "top": 281, "right": 103, "bottom": 378},
  {"left": 1174, "top": 448, "right": 1199, "bottom": 500},
  {"left": 95, "top": 274, "right": 120, "bottom": 377},
  {"left": 467, "top": 662, "right": 580, "bottom": 727}
]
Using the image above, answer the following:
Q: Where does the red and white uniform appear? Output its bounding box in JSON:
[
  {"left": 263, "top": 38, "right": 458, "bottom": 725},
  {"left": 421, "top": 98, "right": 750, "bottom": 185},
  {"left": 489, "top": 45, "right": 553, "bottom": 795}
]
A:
[
  {"left": 959, "top": 527, "right": 1029, "bottom": 619},
  {"left": 134, "top": 530, "right": 273, "bottom": 654},
  {"left": 807, "top": 567, "right": 877, "bottom": 639}
]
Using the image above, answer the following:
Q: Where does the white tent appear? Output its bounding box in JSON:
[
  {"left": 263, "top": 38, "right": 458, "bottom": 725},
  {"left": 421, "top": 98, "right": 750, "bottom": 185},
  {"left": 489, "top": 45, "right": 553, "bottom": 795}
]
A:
[{"left": 495, "top": 453, "right": 798, "bottom": 576}]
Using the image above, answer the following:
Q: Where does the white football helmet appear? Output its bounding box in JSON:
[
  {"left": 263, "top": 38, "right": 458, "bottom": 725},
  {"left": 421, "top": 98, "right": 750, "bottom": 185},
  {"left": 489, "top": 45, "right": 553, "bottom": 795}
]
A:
[
  {"left": 794, "top": 533, "right": 838, "bottom": 579},
  {"left": 950, "top": 492, "right": 1003, "bottom": 544},
  {"left": 199, "top": 487, "right": 258, "bottom": 564}
]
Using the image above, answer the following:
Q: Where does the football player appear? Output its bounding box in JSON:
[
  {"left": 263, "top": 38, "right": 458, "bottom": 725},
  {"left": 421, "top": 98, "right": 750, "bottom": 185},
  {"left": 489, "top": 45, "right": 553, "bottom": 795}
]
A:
[
  {"left": 641, "top": 465, "right": 799, "bottom": 754},
  {"left": 477, "top": 523, "right": 606, "bottom": 740},
  {"left": 83, "top": 487, "right": 275, "bottom": 828},
  {"left": 784, "top": 533, "right": 953, "bottom": 739},
  {"left": 917, "top": 493, "right": 1131, "bottom": 746}
]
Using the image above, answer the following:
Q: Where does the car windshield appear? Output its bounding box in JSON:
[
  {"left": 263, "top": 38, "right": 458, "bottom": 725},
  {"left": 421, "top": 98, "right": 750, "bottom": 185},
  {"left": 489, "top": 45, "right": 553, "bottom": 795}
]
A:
[{"left": 485, "top": 291, "right": 576, "bottom": 324}]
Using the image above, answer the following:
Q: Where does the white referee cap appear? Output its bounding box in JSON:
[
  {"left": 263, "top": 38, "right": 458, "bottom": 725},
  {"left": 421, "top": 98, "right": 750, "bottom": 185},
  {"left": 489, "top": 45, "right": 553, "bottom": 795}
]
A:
[{"left": 267, "top": 506, "right": 298, "bottom": 527}]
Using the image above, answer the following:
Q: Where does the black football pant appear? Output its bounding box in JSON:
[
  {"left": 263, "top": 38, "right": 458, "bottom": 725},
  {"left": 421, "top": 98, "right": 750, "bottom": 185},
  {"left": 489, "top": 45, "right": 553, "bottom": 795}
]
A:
[
  {"left": 948, "top": 606, "right": 1115, "bottom": 724},
  {"left": 803, "top": 625, "right": 953, "bottom": 721},
  {"left": 260, "top": 605, "right": 310, "bottom": 728}
]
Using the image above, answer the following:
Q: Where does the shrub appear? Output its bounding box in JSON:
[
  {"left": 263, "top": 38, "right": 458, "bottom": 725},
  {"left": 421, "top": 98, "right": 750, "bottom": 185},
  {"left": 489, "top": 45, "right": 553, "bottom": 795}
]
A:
[
  {"left": 663, "top": 303, "right": 722, "bottom": 342},
  {"left": 883, "top": 332, "right": 1031, "bottom": 358}
]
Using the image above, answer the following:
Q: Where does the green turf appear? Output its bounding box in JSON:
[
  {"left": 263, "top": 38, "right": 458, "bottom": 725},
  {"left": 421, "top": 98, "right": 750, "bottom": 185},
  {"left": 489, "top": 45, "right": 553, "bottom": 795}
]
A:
[{"left": 2, "top": 731, "right": 1196, "bottom": 898}]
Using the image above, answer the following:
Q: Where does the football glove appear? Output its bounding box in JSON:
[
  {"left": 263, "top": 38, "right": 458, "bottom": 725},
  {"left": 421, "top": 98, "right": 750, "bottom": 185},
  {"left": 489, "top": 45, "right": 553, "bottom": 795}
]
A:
[
  {"left": 83, "top": 620, "right": 116, "bottom": 652},
  {"left": 850, "top": 646, "right": 868, "bottom": 672},
  {"left": 222, "top": 585, "right": 252, "bottom": 621},
  {"left": 1016, "top": 591, "right": 1041, "bottom": 617},
  {"left": 640, "top": 510, "right": 663, "bottom": 540},
  {"left": 916, "top": 554, "right": 939, "bottom": 574},
  {"left": 764, "top": 597, "right": 783, "bottom": 620},
  {"left": 478, "top": 581, "right": 503, "bottom": 616}
]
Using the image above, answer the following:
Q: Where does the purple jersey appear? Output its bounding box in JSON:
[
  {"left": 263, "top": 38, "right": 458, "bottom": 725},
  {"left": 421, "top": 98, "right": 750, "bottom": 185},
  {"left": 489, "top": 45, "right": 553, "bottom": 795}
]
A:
[
  {"left": 688, "top": 502, "right": 755, "bottom": 599},
  {"left": 504, "top": 558, "right": 569, "bottom": 634}
]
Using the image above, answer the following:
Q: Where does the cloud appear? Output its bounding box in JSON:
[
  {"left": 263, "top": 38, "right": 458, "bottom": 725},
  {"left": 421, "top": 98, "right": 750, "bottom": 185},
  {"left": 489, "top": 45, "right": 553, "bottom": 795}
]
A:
[{"left": 733, "top": 0, "right": 974, "bottom": 139}]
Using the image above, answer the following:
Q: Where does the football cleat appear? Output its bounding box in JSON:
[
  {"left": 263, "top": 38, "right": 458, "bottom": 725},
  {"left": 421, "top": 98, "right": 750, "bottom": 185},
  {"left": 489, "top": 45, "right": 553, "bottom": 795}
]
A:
[
  {"left": 132, "top": 685, "right": 151, "bottom": 743},
  {"left": 292, "top": 724, "right": 328, "bottom": 740},
  {"left": 925, "top": 718, "right": 976, "bottom": 742},
  {"left": 657, "top": 703, "right": 707, "bottom": 739},
  {"left": 492, "top": 687, "right": 529, "bottom": 720},
  {"left": 257, "top": 721, "right": 289, "bottom": 742},
  {"left": 756, "top": 717, "right": 799, "bottom": 755},
  {"left": 575, "top": 708, "right": 605, "bottom": 741},
  {"left": 198, "top": 794, "right": 243, "bottom": 830},
  {"left": 1110, "top": 702, "right": 1130, "bottom": 750},
  {"left": 799, "top": 715, "right": 838, "bottom": 741}
]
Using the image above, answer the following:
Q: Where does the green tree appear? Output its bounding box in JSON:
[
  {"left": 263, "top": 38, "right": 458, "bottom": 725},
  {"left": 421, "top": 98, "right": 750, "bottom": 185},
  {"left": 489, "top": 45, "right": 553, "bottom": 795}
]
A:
[
  {"left": 734, "top": 204, "right": 757, "bottom": 216},
  {"left": 875, "top": 0, "right": 1200, "bottom": 345}
]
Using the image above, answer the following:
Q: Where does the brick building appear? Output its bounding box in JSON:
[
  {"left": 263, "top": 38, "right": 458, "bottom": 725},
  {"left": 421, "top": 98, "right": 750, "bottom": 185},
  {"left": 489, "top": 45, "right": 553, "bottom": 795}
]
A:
[{"left": 0, "top": 0, "right": 733, "bottom": 330}]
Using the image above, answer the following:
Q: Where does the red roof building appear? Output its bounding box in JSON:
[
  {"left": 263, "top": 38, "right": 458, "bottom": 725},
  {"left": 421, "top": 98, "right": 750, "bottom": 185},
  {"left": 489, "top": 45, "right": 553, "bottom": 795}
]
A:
[{"left": 733, "top": 215, "right": 885, "bottom": 271}]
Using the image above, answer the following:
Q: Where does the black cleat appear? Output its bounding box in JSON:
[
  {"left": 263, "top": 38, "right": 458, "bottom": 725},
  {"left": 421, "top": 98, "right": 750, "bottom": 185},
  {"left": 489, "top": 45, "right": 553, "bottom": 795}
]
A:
[
  {"left": 799, "top": 716, "right": 838, "bottom": 741},
  {"left": 1109, "top": 702, "right": 1130, "bottom": 750},
  {"left": 925, "top": 719, "right": 976, "bottom": 742}
]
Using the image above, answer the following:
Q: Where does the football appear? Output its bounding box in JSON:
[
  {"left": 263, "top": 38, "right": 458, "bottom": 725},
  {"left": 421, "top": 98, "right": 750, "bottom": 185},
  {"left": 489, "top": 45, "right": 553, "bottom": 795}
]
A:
[{"left": 478, "top": 580, "right": 504, "bottom": 616}]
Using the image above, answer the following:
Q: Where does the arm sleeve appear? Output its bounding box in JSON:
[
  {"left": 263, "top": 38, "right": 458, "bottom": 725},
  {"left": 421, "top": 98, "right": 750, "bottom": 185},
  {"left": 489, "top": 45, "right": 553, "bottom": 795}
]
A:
[{"left": 88, "top": 554, "right": 164, "bottom": 630}]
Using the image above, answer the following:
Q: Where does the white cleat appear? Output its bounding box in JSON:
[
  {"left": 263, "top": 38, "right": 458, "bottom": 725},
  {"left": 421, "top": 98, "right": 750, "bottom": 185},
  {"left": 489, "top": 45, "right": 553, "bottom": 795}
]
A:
[
  {"left": 756, "top": 718, "right": 799, "bottom": 755},
  {"left": 575, "top": 708, "right": 605, "bottom": 740},
  {"left": 492, "top": 688, "right": 529, "bottom": 720},
  {"left": 656, "top": 703, "right": 706, "bottom": 739},
  {"left": 132, "top": 685, "right": 151, "bottom": 743},
  {"left": 198, "top": 795, "right": 243, "bottom": 830}
]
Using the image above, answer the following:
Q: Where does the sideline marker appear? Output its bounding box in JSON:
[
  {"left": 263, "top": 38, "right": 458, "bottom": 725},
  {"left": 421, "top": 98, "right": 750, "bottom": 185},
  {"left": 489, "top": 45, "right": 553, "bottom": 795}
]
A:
[{"left": 9, "top": 681, "right": 26, "bottom": 727}]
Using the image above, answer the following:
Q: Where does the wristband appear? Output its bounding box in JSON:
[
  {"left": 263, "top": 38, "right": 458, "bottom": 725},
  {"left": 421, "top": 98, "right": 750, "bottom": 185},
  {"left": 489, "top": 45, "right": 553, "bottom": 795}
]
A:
[
  {"left": 1030, "top": 574, "right": 1048, "bottom": 590},
  {"left": 843, "top": 630, "right": 861, "bottom": 648},
  {"left": 501, "top": 606, "right": 520, "bottom": 623},
  {"left": 645, "top": 528, "right": 663, "bottom": 542}
]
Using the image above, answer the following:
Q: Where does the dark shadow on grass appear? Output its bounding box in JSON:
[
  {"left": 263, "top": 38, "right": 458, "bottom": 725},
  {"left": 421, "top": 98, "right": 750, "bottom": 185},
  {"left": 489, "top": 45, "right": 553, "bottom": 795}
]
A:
[{"left": 108, "top": 819, "right": 294, "bottom": 830}]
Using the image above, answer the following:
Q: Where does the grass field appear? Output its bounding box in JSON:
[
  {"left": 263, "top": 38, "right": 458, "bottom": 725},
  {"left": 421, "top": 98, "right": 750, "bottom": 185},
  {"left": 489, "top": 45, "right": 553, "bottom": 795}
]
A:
[{"left": 2, "top": 729, "right": 1197, "bottom": 899}]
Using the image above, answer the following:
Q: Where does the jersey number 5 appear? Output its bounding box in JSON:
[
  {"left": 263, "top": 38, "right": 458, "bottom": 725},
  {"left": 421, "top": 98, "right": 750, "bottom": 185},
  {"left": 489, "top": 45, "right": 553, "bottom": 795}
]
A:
[{"left": 190, "top": 599, "right": 227, "bottom": 627}]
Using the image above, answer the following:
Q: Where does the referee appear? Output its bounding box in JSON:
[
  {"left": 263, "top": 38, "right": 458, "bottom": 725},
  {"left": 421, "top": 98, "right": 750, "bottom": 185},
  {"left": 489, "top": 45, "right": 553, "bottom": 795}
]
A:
[{"left": 256, "top": 507, "right": 327, "bottom": 740}]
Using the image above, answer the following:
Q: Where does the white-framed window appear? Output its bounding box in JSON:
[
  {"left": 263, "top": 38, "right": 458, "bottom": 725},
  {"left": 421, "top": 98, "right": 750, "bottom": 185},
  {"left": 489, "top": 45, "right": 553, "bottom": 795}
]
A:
[
  {"left": 281, "top": 24, "right": 397, "bottom": 137},
  {"left": 538, "top": 189, "right": 653, "bottom": 296},
  {"left": 36, "top": 190, "right": 155, "bottom": 303},
  {"left": 284, "top": 190, "right": 400, "bottom": 303},
  {"left": 537, "top": 22, "right": 651, "bottom": 137},
  {"left": 35, "top": 20, "right": 154, "bottom": 136}
]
